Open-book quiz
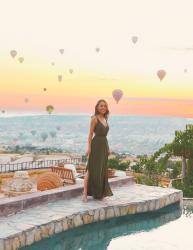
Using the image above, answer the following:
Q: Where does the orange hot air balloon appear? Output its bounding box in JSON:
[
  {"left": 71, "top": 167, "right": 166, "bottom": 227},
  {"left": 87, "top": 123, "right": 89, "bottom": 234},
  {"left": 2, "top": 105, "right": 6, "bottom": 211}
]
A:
[
  {"left": 58, "top": 75, "right": 62, "bottom": 82},
  {"left": 24, "top": 98, "right": 29, "bottom": 103},
  {"left": 131, "top": 36, "right": 138, "bottom": 44},
  {"left": 46, "top": 105, "right": 54, "bottom": 114},
  {"left": 10, "top": 50, "right": 17, "bottom": 58},
  {"left": 157, "top": 70, "right": 166, "bottom": 81},
  {"left": 112, "top": 89, "right": 123, "bottom": 104},
  {"left": 18, "top": 57, "right": 24, "bottom": 63}
]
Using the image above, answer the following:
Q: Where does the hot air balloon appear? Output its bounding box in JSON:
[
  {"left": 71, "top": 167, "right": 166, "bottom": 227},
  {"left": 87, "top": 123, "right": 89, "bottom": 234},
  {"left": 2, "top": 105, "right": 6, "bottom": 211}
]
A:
[
  {"left": 157, "top": 69, "right": 166, "bottom": 81},
  {"left": 40, "top": 132, "right": 48, "bottom": 141},
  {"left": 58, "top": 75, "right": 62, "bottom": 82},
  {"left": 31, "top": 130, "right": 36, "bottom": 136},
  {"left": 131, "top": 36, "right": 138, "bottom": 44},
  {"left": 43, "top": 88, "right": 47, "bottom": 91},
  {"left": 10, "top": 50, "right": 17, "bottom": 58},
  {"left": 18, "top": 57, "right": 24, "bottom": 63},
  {"left": 56, "top": 125, "right": 61, "bottom": 131},
  {"left": 18, "top": 132, "right": 24, "bottom": 138},
  {"left": 51, "top": 62, "right": 55, "bottom": 66},
  {"left": 24, "top": 98, "right": 29, "bottom": 103},
  {"left": 59, "top": 49, "right": 64, "bottom": 54},
  {"left": 96, "top": 48, "right": 100, "bottom": 53},
  {"left": 112, "top": 89, "right": 123, "bottom": 104},
  {"left": 46, "top": 105, "right": 54, "bottom": 114},
  {"left": 69, "top": 69, "right": 73, "bottom": 74},
  {"left": 50, "top": 131, "right": 57, "bottom": 138}
]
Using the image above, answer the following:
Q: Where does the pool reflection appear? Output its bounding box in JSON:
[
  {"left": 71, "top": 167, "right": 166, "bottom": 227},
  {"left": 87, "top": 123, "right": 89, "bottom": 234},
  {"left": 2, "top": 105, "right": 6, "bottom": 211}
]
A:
[{"left": 22, "top": 202, "right": 184, "bottom": 250}]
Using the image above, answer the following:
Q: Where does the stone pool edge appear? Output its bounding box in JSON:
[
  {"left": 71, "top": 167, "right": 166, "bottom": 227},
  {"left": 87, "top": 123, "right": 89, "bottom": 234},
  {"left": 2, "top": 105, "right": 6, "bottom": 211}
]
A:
[
  {"left": 183, "top": 198, "right": 193, "bottom": 207},
  {"left": 0, "top": 189, "right": 183, "bottom": 250}
]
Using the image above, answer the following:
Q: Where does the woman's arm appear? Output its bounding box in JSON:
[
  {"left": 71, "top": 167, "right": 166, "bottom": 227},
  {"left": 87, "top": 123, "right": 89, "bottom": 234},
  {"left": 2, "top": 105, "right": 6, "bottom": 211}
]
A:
[{"left": 86, "top": 116, "right": 97, "bottom": 156}]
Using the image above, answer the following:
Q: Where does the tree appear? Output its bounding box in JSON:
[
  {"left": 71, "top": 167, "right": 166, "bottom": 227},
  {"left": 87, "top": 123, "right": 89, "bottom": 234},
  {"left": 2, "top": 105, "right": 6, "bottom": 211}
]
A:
[{"left": 151, "top": 124, "right": 193, "bottom": 179}]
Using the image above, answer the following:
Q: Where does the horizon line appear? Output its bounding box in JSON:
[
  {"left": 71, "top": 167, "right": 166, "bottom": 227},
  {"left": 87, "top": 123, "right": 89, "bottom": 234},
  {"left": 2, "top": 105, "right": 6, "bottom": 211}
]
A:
[{"left": 0, "top": 112, "right": 192, "bottom": 119}]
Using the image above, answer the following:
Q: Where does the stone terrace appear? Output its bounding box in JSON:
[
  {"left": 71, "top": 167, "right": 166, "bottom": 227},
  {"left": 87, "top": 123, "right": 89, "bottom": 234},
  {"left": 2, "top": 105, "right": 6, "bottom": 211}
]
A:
[{"left": 0, "top": 181, "right": 183, "bottom": 250}]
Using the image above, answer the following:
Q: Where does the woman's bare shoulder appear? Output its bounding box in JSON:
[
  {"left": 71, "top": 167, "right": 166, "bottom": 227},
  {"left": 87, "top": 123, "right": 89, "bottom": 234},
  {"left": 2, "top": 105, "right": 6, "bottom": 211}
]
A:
[{"left": 90, "top": 115, "right": 98, "bottom": 123}]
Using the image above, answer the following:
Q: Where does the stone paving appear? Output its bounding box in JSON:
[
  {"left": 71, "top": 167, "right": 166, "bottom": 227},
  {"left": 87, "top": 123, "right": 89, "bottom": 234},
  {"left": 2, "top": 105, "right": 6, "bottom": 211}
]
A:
[{"left": 0, "top": 183, "right": 183, "bottom": 250}]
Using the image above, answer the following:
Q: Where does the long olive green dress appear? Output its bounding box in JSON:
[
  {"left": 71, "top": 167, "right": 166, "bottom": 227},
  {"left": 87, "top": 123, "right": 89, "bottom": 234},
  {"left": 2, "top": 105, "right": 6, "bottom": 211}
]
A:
[{"left": 86, "top": 115, "right": 113, "bottom": 199}]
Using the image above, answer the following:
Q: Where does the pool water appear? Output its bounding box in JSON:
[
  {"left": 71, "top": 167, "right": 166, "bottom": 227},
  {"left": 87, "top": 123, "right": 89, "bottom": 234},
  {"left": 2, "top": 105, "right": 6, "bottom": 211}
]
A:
[{"left": 21, "top": 203, "right": 193, "bottom": 250}]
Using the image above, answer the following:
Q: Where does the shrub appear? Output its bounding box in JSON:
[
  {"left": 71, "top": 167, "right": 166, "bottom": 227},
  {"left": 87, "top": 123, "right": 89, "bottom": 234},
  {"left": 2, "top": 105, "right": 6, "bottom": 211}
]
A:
[
  {"left": 166, "top": 161, "right": 181, "bottom": 179},
  {"left": 108, "top": 158, "right": 119, "bottom": 169},
  {"left": 131, "top": 163, "right": 143, "bottom": 173},
  {"left": 135, "top": 174, "right": 160, "bottom": 186},
  {"left": 118, "top": 161, "right": 130, "bottom": 171},
  {"left": 172, "top": 158, "right": 193, "bottom": 197},
  {"left": 107, "top": 158, "right": 130, "bottom": 171},
  {"left": 172, "top": 178, "right": 193, "bottom": 198}
]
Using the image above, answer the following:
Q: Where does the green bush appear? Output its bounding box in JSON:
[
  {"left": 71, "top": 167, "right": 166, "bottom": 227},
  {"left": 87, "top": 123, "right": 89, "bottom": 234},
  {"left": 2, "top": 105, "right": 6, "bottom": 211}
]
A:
[
  {"left": 131, "top": 163, "right": 143, "bottom": 173},
  {"left": 118, "top": 162, "right": 130, "bottom": 171},
  {"left": 107, "top": 158, "right": 130, "bottom": 171},
  {"left": 172, "top": 178, "right": 193, "bottom": 198},
  {"left": 135, "top": 174, "right": 159, "bottom": 186},
  {"left": 166, "top": 161, "right": 181, "bottom": 179},
  {"left": 108, "top": 158, "right": 119, "bottom": 169},
  {"left": 172, "top": 159, "right": 193, "bottom": 197}
]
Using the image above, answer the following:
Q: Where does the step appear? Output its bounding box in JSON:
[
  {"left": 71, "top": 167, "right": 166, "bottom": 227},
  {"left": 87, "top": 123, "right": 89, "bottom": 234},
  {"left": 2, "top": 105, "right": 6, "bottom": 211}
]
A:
[
  {"left": 0, "top": 176, "right": 135, "bottom": 217},
  {"left": 0, "top": 183, "right": 183, "bottom": 250}
]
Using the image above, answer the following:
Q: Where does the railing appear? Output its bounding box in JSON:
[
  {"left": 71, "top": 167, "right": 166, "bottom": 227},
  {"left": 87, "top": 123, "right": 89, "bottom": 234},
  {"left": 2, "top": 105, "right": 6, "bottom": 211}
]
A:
[{"left": 0, "top": 157, "right": 82, "bottom": 173}]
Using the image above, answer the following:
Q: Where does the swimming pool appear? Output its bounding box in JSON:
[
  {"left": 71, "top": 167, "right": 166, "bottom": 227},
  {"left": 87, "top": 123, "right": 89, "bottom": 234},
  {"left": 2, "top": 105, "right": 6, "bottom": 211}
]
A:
[{"left": 21, "top": 202, "right": 192, "bottom": 250}]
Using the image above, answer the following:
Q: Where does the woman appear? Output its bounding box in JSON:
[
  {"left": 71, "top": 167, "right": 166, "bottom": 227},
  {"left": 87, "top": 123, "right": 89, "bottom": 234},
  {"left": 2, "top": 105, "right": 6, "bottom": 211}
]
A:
[{"left": 82, "top": 99, "right": 113, "bottom": 202}]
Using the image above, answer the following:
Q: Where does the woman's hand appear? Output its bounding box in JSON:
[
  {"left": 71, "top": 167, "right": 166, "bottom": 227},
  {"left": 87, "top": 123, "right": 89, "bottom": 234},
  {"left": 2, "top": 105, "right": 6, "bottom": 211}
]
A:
[{"left": 86, "top": 146, "right": 91, "bottom": 157}]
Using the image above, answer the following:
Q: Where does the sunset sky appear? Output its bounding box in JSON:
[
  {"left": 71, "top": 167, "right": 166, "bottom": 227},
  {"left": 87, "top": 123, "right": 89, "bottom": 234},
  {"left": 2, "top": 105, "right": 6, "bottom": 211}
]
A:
[{"left": 1, "top": 0, "right": 193, "bottom": 117}]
